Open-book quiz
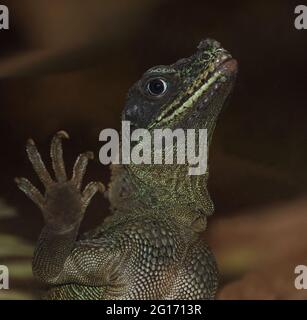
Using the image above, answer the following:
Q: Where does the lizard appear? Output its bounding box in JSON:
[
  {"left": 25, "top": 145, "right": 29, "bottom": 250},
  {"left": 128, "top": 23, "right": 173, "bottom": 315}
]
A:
[{"left": 15, "top": 39, "right": 237, "bottom": 299}]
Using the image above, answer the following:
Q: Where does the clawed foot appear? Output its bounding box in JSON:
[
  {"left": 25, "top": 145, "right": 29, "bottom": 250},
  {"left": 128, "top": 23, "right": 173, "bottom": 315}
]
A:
[{"left": 15, "top": 131, "right": 104, "bottom": 231}]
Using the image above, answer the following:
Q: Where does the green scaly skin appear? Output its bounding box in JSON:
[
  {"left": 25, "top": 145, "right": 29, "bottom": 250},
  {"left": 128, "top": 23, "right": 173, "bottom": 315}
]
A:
[{"left": 16, "top": 39, "right": 237, "bottom": 299}]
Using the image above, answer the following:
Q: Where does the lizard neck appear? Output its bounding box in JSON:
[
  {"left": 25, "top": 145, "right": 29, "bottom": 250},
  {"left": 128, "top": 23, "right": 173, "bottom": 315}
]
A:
[{"left": 107, "top": 162, "right": 214, "bottom": 228}]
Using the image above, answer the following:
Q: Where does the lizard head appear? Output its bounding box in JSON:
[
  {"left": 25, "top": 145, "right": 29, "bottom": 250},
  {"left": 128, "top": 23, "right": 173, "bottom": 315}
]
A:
[
  {"left": 123, "top": 39, "right": 237, "bottom": 141},
  {"left": 115, "top": 39, "right": 237, "bottom": 218}
]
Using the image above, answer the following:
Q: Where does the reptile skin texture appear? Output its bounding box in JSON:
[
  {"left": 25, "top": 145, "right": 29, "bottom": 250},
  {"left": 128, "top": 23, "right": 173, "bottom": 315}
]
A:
[{"left": 16, "top": 39, "right": 237, "bottom": 299}]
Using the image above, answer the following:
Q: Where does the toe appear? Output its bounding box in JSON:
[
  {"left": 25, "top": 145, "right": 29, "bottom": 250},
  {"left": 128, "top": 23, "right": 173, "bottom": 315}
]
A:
[
  {"left": 51, "top": 131, "right": 70, "bottom": 183},
  {"left": 15, "top": 177, "right": 45, "bottom": 209},
  {"left": 71, "top": 151, "right": 94, "bottom": 189},
  {"left": 26, "top": 139, "right": 54, "bottom": 187}
]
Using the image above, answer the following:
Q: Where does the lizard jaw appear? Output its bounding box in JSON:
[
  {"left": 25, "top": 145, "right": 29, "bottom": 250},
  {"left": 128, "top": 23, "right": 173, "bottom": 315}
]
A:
[{"left": 152, "top": 57, "right": 238, "bottom": 129}]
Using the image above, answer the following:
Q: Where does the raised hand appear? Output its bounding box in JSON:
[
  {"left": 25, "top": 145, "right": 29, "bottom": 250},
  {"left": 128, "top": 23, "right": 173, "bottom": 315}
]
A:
[{"left": 15, "top": 131, "right": 104, "bottom": 232}]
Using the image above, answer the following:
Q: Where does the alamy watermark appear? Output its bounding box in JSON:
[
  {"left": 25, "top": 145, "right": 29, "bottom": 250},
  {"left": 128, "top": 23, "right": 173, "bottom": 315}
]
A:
[
  {"left": 0, "top": 265, "right": 9, "bottom": 290},
  {"left": 0, "top": 5, "right": 9, "bottom": 30},
  {"left": 99, "top": 121, "right": 208, "bottom": 176},
  {"left": 294, "top": 5, "right": 307, "bottom": 29},
  {"left": 294, "top": 265, "right": 307, "bottom": 290}
]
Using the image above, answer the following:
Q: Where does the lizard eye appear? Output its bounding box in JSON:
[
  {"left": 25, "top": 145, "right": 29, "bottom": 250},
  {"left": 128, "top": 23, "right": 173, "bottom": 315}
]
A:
[{"left": 146, "top": 78, "right": 168, "bottom": 97}]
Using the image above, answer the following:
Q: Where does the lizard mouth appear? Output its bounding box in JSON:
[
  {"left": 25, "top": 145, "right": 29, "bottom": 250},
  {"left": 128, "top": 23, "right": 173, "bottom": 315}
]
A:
[
  {"left": 156, "top": 56, "right": 237, "bottom": 127},
  {"left": 188, "top": 53, "right": 237, "bottom": 101},
  {"left": 201, "top": 57, "right": 237, "bottom": 99},
  {"left": 196, "top": 52, "right": 238, "bottom": 98},
  {"left": 215, "top": 57, "right": 238, "bottom": 77}
]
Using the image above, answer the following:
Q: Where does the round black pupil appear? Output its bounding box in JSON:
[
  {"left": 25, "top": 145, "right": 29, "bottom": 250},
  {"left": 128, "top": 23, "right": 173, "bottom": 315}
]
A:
[{"left": 148, "top": 79, "right": 165, "bottom": 95}]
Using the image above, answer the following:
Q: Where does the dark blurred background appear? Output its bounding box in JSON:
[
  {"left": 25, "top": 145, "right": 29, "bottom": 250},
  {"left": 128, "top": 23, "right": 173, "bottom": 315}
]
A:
[{"left": 0, "top": 0, "right": 306, "bottom": 299}]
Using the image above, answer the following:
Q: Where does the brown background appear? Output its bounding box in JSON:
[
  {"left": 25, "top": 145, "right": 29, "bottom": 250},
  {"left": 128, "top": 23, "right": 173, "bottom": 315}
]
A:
[{"left": 0, "top": 0, "right": 306, "bottom": 299}]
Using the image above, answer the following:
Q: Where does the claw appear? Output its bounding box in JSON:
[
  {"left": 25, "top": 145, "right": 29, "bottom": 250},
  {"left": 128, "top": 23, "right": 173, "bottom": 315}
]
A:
[
  {"left": 71, "top": 151, "right": 94, "bottom": 189},
  {"left": 51, "top": 130, "right": 69, "bottom": 182},
  {"left": 81, "top": 181, "right": 105, "bottom": 211},
  {"left": 27, "top": 138, "right": 35, "bottom": 146},
  {"left": 97, "top": 182, "right": 105, "bottom": 193},
  {"left": 15, "top": 177, "right": 45, "bottom": 209},
  {"left": 85, "top": 151, "right": 94, "bottom": 160},
  {"left": 26, "top": 138, "right": 54, "bottom": 187},
  {"left": 56, "top": 130, "right": 70, "bottom": 140}
]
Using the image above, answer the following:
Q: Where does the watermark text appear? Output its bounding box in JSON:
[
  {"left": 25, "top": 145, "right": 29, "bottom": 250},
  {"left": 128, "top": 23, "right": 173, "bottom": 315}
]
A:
[
  {"left": 0, "top": 5, "right": 9, "bottom": 30},
  {"left": 99, "top": 121, "right": 208, "bottom": 176},
  {"left": 0, "top": 265, "right": 9, "bottom": 290},
  {"left": 294, "top": 5, "right": 307, "bottom": 29}
]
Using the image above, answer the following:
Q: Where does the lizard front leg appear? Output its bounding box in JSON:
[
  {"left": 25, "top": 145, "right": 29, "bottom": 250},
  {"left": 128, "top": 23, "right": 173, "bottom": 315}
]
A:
[{"left": 15, "top": 131, "right": 104, "bottom": 285}]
